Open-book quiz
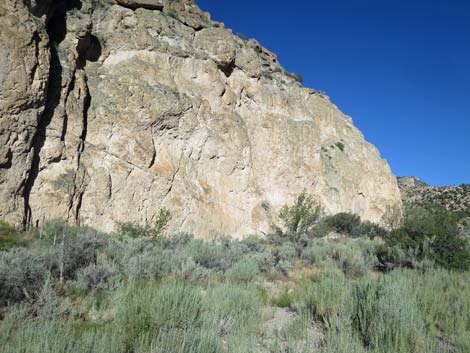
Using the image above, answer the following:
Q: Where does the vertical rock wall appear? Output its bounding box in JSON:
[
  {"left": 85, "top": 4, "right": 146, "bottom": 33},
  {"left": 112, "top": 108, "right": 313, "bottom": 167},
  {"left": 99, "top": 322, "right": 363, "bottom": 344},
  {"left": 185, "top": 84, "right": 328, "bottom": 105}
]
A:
[{"left": 0, "top": 0, "right": 403, "bottom": 238}]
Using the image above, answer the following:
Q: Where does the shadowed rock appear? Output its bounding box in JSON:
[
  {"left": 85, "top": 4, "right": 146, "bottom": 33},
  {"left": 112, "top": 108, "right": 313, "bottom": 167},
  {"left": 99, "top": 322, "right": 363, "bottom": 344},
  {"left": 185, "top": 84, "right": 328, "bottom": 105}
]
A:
[{"left": 114, "top": 0, "right": 164, "bottom": 10}]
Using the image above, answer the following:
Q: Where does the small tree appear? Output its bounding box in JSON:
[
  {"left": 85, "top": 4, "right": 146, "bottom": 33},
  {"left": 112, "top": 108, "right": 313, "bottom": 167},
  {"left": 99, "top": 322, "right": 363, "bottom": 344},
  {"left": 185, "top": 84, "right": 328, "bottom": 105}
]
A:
[
  {"left": 279, "top": 192, "right": 322, "bottom": 235},
  {"left": 153, "top": 208, "right": 172, "bottom": 238},
  {"left": 272, "top": 192, "right": 322, "bottom": 252}
]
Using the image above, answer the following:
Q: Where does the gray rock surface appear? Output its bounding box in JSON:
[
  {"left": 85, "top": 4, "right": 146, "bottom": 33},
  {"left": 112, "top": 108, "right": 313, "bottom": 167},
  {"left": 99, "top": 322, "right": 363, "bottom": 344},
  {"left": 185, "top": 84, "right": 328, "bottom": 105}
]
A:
[
  {"left": 0, "top": 0, "right": 403, "bottom": 238},
  {"left": 0, "top": 0, "right": 50, "bottom": 227}
]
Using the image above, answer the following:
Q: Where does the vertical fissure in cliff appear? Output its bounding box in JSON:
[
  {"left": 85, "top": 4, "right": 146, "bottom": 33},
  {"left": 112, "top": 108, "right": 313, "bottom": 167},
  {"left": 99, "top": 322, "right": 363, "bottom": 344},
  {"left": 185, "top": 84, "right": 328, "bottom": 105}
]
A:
[
  {"left": 73, "top": 33, "right": 101, "bottom": 225},
  {"left": 23, "top": 8, "right": 67, "bottom": 230},
  {"left": 69, "top": 74, "right": 90, "bottom": 225},
  {"left": 22, "top": 0, "right": 101, "bottom": 229}
]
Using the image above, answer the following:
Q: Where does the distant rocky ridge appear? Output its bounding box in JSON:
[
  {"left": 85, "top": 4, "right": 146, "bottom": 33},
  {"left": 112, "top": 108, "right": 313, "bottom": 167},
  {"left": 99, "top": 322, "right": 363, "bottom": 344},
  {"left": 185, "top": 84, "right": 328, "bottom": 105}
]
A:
[
  {"left": 398, "top": 177, "right": 470, "bottom": 213},
  {"left": 0, "top": 0, "right": 403, "bottom": 238}
]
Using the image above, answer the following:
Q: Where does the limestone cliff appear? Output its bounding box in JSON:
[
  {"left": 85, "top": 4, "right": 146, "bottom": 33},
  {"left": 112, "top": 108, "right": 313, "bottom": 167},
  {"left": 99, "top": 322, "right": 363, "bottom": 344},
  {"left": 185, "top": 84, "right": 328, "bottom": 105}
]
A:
[{"left": 0, "top": 0, "right": 403, "bottom": 238}]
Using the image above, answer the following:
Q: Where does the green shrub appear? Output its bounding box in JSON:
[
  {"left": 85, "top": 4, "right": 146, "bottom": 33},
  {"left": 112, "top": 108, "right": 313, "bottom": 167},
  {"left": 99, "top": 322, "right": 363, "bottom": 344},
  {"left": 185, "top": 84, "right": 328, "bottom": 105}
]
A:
[
  {"left": 273, "top": 242, "right": 297, "bottom": 273},
  {"left": 105, "top": 235, "right": 161, "bottom": 279},
  {"left": 416, "top": 269, "right": 470, "bottom": 352},
  {"left": 403, "top": 203, "right": 461, "bottom": 238},
  {"left": 309, "top": 220, "right": 334, "bottom": 238},
  {"left": 301, "top": 239, "right": 331, "bottom": 264},
  {"left": 154, "top": 207, "right": 172, "bottom": 237},
  {"left": 302, "top": 238, "right": 379, "bottom": 278},
  {"left": 377, "top": 240, "right": 411, "bottom": 270},
  {"left": 246, "top": 250, "right": 274, "bottom": 273},
  {"left": 115, "top": 208, "right": 171, "bottom": 240},
  {"left": 153, "top": 281, "right": 203, "bottom": 330},
  {"left": 0, "top": 315, "right": 127, "bottom": 353},
  {"left": 175, "top": 258, "right": 214, "bottom": 285},
  {"left": 331, "top": 244, "right": 371, "bottom": 278},
  {"left": 204, "top": 283, "right": 263, "bottom": 335},
  {"left": 124, "top": 252, "right": 162, "bottom": 279},
  {"left": 184, "top": 239, "right": 227, "bottom": 270},
  {"left": 225, "top": 258, "right": 259, "bottom": 284},
  {"left": 293, "top": 272, "right": 351, "bottom": 327},
  {"left": 0, "top": 246, "right": 57, "bottom": 306},
  {"left": 149, "top": 326, "right": 222, "bottom": 353},
  {"left": 358, "top": 220, "right": 388, "bottom": 239},
  {"left": 213, "top": 235, "right": 251, "bottom": 269},
  {"left": 113, "top": 281, "right": 158, "bottom": 346},
  {"left": 318, "top": 326, "right": 367, "bottom": 353},
  {"left": 116, "top": 222, "right": 150, "bottom": 239},
  {"left": 0, "top": 221, "right": 23, "bottom": 250},
  {"left": 1, "top": 214, "right": 469, "bottom": 353},
  {"left": 238, "top": 234, "right": 267, "bottom": 252},
  {"left": 76, "top": 264, "right": 116, "bottom": 292},
  {"left": 271, "top": 289, "right": 292, "bottom": 308},
  {"left": 53, "top": 229, "right": 106, "bottom": 281},
  {"left": 160, "top": 232, "right": 193, "bottom": 250},
  {"left": 114, "top": 280, "right": 204, "bottom": 349},
  {"left": 352, "top": 272, "right": 428, "bottom": 352},
  {"left": 324, "top": 213, "right": 361, "bottom": 236},
  {"left": 432, "top": 230, "right": 470, "bottom": 270},
  {"left": 38, "top": 221, "right": 107, "bottom": 281},
  {"left": 379, "top": 204, "right": 470, "bottom": 271}
]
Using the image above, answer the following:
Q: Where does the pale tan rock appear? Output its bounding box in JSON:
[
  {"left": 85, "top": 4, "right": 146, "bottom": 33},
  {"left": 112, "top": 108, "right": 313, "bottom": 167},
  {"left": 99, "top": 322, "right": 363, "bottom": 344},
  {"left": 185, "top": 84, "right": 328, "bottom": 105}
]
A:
[{"left": 0, "top": 0, "right": 403, "bottom": 237}]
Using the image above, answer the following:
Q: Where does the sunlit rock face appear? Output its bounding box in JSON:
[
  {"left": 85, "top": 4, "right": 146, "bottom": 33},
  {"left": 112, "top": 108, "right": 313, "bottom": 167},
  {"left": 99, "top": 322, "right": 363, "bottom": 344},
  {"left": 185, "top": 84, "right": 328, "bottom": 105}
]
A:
[{"left": 0, "top": 0, "right": 403, "bottom": 238}]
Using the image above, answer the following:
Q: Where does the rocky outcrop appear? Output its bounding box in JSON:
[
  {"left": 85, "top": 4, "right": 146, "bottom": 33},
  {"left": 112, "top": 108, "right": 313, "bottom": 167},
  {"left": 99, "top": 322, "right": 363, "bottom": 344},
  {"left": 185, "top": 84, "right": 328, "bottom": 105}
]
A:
[
  {"left": 0, "top": 0, "right": 403, "bottom": 238},
  {"left": 0, "top": 0, "right": 50, "bottom": 227},
  {"left": 398, "top": 177, "right": 470, "bottom": 213}
]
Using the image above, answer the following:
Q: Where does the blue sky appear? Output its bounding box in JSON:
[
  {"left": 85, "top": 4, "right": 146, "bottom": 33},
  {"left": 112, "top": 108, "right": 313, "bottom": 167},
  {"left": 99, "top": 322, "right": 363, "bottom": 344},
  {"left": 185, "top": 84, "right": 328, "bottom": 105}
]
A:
[{"left": 197, "top": 0, "right": 470, "bottom": 186}]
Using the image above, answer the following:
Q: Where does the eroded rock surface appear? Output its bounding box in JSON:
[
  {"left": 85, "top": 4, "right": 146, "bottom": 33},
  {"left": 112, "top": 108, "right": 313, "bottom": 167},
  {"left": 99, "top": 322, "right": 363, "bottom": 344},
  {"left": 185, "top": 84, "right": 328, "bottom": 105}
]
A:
[
  {"left": 398, "top": 177, "right": 470, "bottom": 213},
  {"left": 0, "top": 0, "right": 50, "bottom": 227},
  {"left": 0, "top": 0, "right": 403, "bottom": 237}
]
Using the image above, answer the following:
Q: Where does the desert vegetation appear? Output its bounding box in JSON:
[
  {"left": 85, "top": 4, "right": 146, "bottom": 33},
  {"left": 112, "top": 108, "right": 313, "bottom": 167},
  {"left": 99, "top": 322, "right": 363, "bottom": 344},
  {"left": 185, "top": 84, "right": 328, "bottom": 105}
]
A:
[
  {"left": 398, "top": 177, "right": 470, "bottom": 213},
  {"left": 0, "top": 195, "right": 469, "bottom": 353}
]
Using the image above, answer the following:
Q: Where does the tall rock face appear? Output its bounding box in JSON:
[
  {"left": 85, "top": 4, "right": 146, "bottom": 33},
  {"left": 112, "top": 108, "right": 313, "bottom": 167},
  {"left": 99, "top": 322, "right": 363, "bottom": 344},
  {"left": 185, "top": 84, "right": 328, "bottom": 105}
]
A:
[
  {"left": 0, "top": 0, "right": 403, "bottom": 237},
  {"left": 0, "top": 0, "right": 50, "bottom": 227}
]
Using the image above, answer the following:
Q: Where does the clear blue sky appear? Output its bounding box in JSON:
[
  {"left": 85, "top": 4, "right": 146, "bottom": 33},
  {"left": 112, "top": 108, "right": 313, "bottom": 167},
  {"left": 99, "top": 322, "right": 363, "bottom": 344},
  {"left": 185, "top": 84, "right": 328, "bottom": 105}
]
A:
[{"left": 197, "top": 0, "right": 470, "bottom": 186}]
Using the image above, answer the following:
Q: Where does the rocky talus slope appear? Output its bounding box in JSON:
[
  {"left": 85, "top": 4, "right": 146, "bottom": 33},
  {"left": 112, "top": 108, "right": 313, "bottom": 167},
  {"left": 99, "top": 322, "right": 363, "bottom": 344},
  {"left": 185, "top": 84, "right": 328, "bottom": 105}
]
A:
[
  {"left": 398, "top": 177, "right": 470, "bottom": 213},
  {"left": 0, "top": 0, "right": 403, "bottom": 237}
]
